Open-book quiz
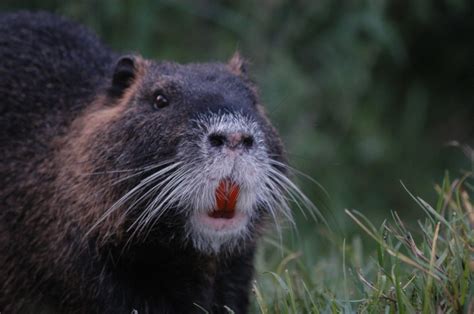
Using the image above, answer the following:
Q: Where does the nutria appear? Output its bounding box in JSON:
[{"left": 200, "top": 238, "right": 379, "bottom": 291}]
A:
[{"left": 0, "top": 11, "right": 306, "bottom": 313}]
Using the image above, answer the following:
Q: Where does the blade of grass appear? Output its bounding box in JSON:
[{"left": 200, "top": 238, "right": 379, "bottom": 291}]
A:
[
  {"left": 252, "top": 281, "right": 268, "bottom": 314},
  {"left": 346, "top": 209, "right": 443, "bottom": 281},
  {"left": 422, "top": 222, "right": 440, "bottom": 314},
  {"left": 285, "top": 269, "right": 298, "bottom": 313}
]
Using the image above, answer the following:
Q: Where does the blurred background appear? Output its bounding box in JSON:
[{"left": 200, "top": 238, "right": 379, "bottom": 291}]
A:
[{"left": 1, "top": 0, "right": 473, "bottom": 243}]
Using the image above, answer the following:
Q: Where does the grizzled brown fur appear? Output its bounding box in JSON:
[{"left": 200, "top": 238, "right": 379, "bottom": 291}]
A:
[{"left": 0, "top": 11, "right": 286, "bottom": 314}]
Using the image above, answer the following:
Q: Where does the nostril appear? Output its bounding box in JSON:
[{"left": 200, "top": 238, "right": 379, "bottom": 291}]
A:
[
  {"left": 208, "top": 132, "right": 255, "bottom": 150},
  {"left": 242, "top": 135, "right": 254, "bottom": 149},
  {"left": 208, "top": 133, "right": 226, "bottom": 147}
]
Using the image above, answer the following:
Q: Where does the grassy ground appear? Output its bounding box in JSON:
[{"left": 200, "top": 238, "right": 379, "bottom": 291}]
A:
[{"left": 250, "top": 168, "right": 474, "bottom": 313}]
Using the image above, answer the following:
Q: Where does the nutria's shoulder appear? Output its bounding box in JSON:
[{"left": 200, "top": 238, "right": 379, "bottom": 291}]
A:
[
  {"left": 0, "top": 11, "right": 114, "bottom": 116},
  {"left": 0, "top": 11, "right": 113, "bottom": 67}
]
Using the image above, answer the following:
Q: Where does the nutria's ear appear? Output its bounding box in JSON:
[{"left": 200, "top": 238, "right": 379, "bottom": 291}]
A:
[
  {"left": 227, "top": 51, "right": 248, "bottom": 76},
  {"left": 109, "top": 55, "right": 141, "bottom": 98}
]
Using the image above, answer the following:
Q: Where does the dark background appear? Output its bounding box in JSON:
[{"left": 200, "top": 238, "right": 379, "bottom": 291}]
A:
[{"left": 2, "top": 0, "right": 473, "bottom": 240}]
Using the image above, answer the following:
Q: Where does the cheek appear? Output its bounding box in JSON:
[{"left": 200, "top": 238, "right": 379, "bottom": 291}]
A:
[
  {"left": 252, "top": 114, "right": 284, "bottom": 158},
  {"left": 90, "top": 118, "right": 150, "bottom": 170},
  {"left": 117, "top": 117, "right": 186, "bottom": 167}
]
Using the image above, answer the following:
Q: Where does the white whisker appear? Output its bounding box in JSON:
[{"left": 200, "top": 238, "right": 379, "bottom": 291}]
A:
[
  {"left": 267, "top": 165, "right": 328, "bottom": 226},
  {"left": 87, "top": 161, "right": 182, "bottom": 236}
]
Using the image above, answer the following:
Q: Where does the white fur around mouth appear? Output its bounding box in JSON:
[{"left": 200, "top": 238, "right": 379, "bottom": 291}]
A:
[{"left": 195, "top": 210, "right": 248, "bottom": 232}]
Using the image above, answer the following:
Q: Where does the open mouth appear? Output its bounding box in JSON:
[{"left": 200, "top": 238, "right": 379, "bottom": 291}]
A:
[
  {"left": 208, "top": 179, "right": 240, "bottom": 219},
  {"left": 194, "top": 178, "right": 248, "bottom": 232}
]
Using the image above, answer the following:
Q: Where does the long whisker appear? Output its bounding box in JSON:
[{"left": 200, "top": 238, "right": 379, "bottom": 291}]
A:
[
  {"left": 270, "top": 159, "right": 346, "bottom": 234},
  {"left": 262, "top": 177, "right": 296, "bottom": 225},
  {"left": 123, "top": 166, "right": 188, "bottom": 220},
  {"left": 124, "top": 166, "right": 195, "bottom": 248},
  {"left": 267, "top": 171, "right": 309, "bottom": 220},
  {"left": 268, "top": 159, "right": 330, "bottom": 198},
  {"left": 110, "top": 162, "right": 173, "bottom": 186},
  {"left": 144, "top": 165, "right": 205, "bottom": 226},
  {"left": 267, "top": 163, "right": 328, "bottom": 227},
  {"left": 258, "top": 188, "right": 285, "bottom": 245},
  {"left": 79, "top": 158, "right": 175, "bottom": 177},
  {"left": 87, "top": 161, "right": 182, "bottom": 235},
  {"left": 107, "top": 162, "right": 182, "bottom": 216},
  {"left": 129, "top": 167, "right": 191, "bottom": 233}
]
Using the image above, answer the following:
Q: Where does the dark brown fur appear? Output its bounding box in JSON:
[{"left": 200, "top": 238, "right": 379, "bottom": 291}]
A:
[{"left": 0, "top": 11, "right": 286, "bottom": 313}]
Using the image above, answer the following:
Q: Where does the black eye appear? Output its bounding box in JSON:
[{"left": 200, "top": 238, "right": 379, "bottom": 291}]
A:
[{"left": 153, "top": 94, "right": 169, "bottom": 109}]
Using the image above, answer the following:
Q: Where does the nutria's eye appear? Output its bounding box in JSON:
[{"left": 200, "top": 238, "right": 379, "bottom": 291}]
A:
[{"left": 153, "top": 94, "right": 169, "bottom": 109}]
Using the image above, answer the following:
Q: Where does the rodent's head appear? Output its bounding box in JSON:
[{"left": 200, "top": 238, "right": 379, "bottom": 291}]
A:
[{"left": 74, "top": 53, "right": 292, "bottom": 255}]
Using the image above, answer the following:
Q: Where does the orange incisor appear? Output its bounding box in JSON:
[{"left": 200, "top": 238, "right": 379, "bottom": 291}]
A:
[{"left": 211, "top": 179, "right": 240, "bottom": 218}]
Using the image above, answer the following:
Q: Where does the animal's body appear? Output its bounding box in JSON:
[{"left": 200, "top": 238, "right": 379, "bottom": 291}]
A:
[{"left": 0, "top": 11, "right": 292, "bottom": 313}]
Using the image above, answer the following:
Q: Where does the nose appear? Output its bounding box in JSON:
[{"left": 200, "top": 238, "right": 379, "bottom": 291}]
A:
[{"left": 208, "top": 132, "right": 255, "bottom": 150}]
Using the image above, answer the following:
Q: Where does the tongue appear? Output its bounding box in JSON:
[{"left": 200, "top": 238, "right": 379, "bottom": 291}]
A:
[{"left": 211, "top": 179, "right": 239, "bottom": 218}]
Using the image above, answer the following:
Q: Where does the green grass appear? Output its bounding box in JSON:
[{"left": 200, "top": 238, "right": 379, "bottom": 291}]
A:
[{"left": 252, "top": 170, "right": 474, "bottom": 313}]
